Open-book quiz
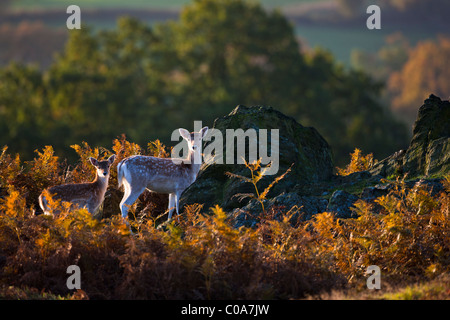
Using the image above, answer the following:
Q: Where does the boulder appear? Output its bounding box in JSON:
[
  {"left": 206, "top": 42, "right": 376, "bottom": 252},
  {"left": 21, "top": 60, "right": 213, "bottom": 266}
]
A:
[
  {"left": 231, "top": 193, "right": 328, "bottom": 228},
  {"left": 371, "top": 94, "right": 450, "bottom": 178},
  {"left": 179, "top": 105, "right": 334, "bottom": 211},
  {"left": 326, "top": 190, "right": 359, "bottom": 219},
  {"left": 360, "top": 184, "right": 392, "bottom": 202},
  {"left": 177, "top": 96, "right": 448, "bottom": 227}
]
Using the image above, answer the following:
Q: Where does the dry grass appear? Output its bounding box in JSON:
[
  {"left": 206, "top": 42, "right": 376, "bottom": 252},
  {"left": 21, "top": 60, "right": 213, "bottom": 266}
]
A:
[{"left": 0, "top": 140, "right": 448, "bottom": 299}]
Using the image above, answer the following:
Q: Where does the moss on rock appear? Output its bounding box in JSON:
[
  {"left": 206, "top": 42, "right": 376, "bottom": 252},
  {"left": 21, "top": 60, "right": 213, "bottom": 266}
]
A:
[
  {"left": 180, "top": 105, "right": 333, "bottom": 210},
  {"left": 372, "top": 94, "right": 449, "bottom": 179}
]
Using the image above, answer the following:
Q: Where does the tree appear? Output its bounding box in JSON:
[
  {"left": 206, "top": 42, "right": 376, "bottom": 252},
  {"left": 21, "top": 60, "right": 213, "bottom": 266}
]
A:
[
  {"left": 0, "top": 0, "right": 409, "bottom": 166},
  {"left": 46, "top": 20, "right": 169, "bottom": 154},
  {"left": 0, "top": 63, "right": 49, "bottom": 160},
  {"left": 162, "top": 0, "right": 407, "bottom": 163},
  {"left": 164, "top": 0, "right": 306, "bottom": 124},
  {"left": 297, "top": 47, "right": 408, "bottom": 163},
  {"left": 388, "top": 36, "right": 450, "bottom": 126}
]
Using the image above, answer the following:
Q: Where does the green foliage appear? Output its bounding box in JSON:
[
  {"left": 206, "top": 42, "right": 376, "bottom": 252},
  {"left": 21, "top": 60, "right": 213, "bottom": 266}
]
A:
[
  {"left": 0, "top": 0, "right": 408, "bottom": 166},
  {"left": 0, "top": 63, "right": 49, "bottom": 160}
]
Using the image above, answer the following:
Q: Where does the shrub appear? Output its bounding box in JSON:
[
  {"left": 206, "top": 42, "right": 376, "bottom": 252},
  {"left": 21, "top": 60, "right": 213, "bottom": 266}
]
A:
[
  {"left": 0, "top": 139, "right": 448, "bottom": 299},
  {"left": 308, "top": 176, "right": 450, "bottom": 284},
  {"left": 337, "top": 148, "right": 375, "bottom": 176}
]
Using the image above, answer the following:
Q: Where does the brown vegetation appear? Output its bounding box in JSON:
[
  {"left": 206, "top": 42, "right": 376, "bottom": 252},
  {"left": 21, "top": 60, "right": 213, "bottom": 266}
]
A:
[{"left": 0, "top": 139, "right": 448, "bottom": 299}]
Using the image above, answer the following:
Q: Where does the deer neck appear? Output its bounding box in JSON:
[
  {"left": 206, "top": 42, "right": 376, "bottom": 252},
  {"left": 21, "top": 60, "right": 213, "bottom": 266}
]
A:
[
  {"left": 93, "top": 174, "right": 109, "bottom": 193},
  {"left": 185, "top": 149, "right": 202, "bottom": 177}
]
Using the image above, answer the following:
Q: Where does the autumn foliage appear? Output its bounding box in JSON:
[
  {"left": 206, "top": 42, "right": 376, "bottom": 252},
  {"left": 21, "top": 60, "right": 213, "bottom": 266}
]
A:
[
  {"left": 336, "top": 148, "right": 375, "bottom": 176},
  {"left": 0, "top": 139, "right": 449, "bottom": 299},
  {"left": 389, "top": 36, "right": 450, "bottom": 123}
]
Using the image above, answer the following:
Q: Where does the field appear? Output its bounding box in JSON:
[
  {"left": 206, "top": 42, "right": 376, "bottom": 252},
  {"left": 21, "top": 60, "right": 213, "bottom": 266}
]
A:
[
  {"left": 11, "top": 0, "right": 321, "bottom": 10},
  {"left": 7, "top": 0, "right": 448, "bottom": 66},
  {"left": 296, "top": 23, "right": 444, "bottom": 64}
]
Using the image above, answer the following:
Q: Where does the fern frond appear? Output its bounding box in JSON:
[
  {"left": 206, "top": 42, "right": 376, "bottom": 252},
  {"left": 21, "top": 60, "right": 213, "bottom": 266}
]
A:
[
  {"left": 225, "top": 171, "right": 253, "bottom": 183},
  {"left": 259, "top": 164, "right": 292, "bottom": 200},
  {"left": 232, "top": 193, "right": 257, "bottom": 203}
]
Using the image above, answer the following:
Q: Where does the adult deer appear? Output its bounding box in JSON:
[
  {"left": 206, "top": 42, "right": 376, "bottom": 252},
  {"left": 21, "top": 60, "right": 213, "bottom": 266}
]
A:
[
  {"left": 39, "top": 155, "right": 116, "bottom": 215},
  {"left": 117, "top": 127, "right": 208, "bottom": 220}
]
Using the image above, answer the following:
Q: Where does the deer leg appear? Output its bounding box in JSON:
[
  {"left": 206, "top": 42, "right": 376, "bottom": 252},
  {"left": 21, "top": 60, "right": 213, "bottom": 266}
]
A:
[
  {"left": 175, "top": 192, "right": 181, "bottom": 217},
  {"left": 168, "top": 193, "right": 176, "bottom": 220},
  {"left": 120, "top": 185, "right": 145, "bottom": 219},
  {"left": 119, "top": 182, "right": 131, "bottom": 217}
]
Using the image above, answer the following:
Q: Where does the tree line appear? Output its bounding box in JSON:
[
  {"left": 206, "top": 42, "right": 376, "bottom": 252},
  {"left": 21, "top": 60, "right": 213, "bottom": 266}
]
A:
[{"left": 0, "top": 0, "right": 408, "bottom": 165}]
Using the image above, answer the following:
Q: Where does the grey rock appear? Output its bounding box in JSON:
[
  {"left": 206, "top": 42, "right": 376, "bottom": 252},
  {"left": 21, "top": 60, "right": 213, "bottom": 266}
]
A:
[
  {"left": 326, "top": 190, "right": 359, "bottom": 219},
  {"left": 180, "top": 105, "right": 333, "bottom": 211},
  {"left": 230, "top": 192, "right": 329, "bottom": 228},
  {"left": 371, "top": 94, "right": 450, "bottom": 178}
]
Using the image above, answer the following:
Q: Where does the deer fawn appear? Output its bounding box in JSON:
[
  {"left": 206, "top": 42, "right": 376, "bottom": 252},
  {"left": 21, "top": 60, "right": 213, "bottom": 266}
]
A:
[
  {"left": 117, "top": 127, "right": 208, "bottom": 220},
  {"left": 39, "top": 155, "right": 116, "bottom": 215}
]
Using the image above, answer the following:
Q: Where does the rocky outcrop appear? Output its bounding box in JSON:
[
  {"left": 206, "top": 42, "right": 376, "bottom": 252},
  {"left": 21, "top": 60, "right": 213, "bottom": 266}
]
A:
[
  {"left": 231, "top": 193, "right": 329, "bottom": 228},
  {"left": 371, "top": 94, "right": 449, "bottom": 178},
  {"left": 177, "top": 97, "right": 448, "bottom": 228},
  {"left": 179, "top": 105, "right": 333, "bottom": 211}
]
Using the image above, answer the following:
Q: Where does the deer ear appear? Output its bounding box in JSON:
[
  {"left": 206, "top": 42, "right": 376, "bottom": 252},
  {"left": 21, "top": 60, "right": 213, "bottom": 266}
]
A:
[
  {"left": 89, "top": 157, "right": 98, "bottom": 167},
  {"left": 179, "top": 128, "right": 191, "bottom": 141},
  {"left": 201, "top": 126, "right": 209, "bottom": 138},
  {"left": 108, "top": 154, "right": 116, "bottom": 165}
]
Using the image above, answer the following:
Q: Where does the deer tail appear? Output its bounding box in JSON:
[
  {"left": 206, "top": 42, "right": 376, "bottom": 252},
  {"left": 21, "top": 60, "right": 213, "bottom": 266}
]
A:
[{"left": 38, "top": 192, "right": 50, "bottom": 215}]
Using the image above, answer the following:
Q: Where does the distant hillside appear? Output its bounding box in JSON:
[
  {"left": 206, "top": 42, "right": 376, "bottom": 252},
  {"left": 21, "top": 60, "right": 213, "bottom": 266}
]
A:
[{"left": 10, "top": 0, "right": 323, "bottom": 11}]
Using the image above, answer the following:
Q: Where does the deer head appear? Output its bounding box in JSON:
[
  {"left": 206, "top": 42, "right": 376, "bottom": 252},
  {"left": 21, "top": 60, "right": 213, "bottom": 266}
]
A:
[
  {"left": 178, "top": 126, "right": 208, "bottom": 164},
  {"left": 89, "top": 155, "right": 116, "bottom": 178}
]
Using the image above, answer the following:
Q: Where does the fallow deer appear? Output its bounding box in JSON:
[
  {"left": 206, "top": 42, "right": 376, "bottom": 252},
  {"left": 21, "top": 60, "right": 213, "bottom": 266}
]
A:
[
  {"left": 117, "top": 127, "right": 208, "bottom": 220},
  {"left": 39, "top": 155, "right": 116, "bottom": 215}
]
